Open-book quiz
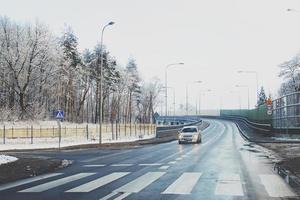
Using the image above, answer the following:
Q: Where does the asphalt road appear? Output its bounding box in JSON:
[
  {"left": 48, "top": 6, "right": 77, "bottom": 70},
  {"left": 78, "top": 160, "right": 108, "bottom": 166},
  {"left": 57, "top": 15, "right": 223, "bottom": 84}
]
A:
[{"left": 0, "top": 119, "right": 298, "bottom": 200}]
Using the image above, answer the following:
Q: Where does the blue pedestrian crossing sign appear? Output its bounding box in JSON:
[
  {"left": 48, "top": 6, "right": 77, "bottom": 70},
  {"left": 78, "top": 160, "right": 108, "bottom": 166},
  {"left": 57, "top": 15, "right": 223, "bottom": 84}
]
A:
[{"left": 55, "top": 110, "right": 64, "bottom": 119}]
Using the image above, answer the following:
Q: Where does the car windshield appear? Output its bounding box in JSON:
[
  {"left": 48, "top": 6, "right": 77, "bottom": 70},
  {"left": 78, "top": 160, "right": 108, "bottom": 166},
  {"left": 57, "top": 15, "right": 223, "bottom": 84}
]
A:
[{"left": 182, "top": 128, "right": 197, "bottom": 133}]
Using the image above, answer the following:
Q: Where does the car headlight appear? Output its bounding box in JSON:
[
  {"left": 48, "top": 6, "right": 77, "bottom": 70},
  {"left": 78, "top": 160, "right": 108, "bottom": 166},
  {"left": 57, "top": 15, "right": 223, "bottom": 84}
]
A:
[{"left": 178, "top": 134, "right": 183, "bottom": 139}]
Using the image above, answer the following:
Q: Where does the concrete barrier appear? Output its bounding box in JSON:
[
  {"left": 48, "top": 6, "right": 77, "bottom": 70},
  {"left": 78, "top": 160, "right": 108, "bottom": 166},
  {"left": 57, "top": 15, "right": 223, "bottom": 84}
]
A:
[{"left": 156, "top": 120, "right": 202, "bottom": 139}]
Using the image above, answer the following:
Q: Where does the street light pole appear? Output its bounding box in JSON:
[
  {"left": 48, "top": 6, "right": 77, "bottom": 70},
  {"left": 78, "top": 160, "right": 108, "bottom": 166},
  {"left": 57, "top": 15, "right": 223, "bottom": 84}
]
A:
[
  {"left": 238, "top": 70, "right": 259, "bottom": 107},
  {"left": 230, "top": 91, "right": 241, "bottom": 114},
  {"left": 99, "top": 21, "right": 114, "bottom": 144},
  {"left": 165, "top": 63, "right": 184, "bottom": 116},
  {"left": 198, "top": 89, "right": 211, "bottom": 116},
  {"left": 186, "top": 81, "right": 202, "bottom": 115},
  {"left": 236, "top": 85, "right": 250, "bottom": 110},
  {"left": 162, "top": 86, "right": 176, "bottom": 116}
]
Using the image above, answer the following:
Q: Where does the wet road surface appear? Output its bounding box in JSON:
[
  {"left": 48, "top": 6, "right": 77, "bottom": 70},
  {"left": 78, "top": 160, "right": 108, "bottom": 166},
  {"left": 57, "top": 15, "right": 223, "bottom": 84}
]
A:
[{"left": 0, "top": 119, "right": 298, "bottom": 200}]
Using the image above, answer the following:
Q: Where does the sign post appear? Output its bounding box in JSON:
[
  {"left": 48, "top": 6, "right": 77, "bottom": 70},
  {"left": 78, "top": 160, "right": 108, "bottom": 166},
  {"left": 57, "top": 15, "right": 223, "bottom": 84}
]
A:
[
  {"left": 266, "top": 98, "right": 273, "bottom": 116},
  {"left": 55, "top": 109, "right": 64, "bottom": 151}
]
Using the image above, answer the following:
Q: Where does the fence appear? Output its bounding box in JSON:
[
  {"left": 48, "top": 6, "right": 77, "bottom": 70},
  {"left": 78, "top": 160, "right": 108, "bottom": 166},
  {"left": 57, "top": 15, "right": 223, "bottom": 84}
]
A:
[
  {"left": 0, "top": 123, "right": 156, "bottom": 148},
  {"left": 272, "top": 92, "right": 300, "bottom": 129},
  {"left": 220, "top": 104, "right": 271, "bottom": 124}
]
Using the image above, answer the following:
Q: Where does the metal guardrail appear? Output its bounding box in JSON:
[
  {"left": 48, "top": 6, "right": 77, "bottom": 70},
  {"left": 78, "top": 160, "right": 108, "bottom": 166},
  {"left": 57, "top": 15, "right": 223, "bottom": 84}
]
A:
[
  {"left": 156, "top": 120, "right": 202, "bottom": 138},
  {"left": 219, "top": 115, "right": 271, "bottom": 132},
  {"left": 273, "top": 163, "right": 300, "bottom": 193}
]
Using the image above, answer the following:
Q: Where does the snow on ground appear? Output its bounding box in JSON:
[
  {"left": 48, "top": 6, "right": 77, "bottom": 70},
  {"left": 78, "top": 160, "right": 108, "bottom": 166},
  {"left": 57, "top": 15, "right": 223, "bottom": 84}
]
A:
[
  {"left": 0, "top": 155, "right": 18, "bottom": 165},
  {"left": 0, "top": 120, "right": 99, "bottom": 128},
  {"left": 271, "top": 137, "right": 300, "bottom": 141},
  {"left": 0, "top": 134, "right": 156, "bottom": 151}
]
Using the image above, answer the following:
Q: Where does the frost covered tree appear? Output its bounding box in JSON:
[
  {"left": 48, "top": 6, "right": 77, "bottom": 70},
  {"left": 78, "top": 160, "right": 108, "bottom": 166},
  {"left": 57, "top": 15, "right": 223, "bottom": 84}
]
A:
[
  {"left": 0, "top": 16, "right": 162, "bottom": 125},
  {"left": 124, "top": 58, "right": 141, "bottom": 123},
  {"left": 257, "top": 86, "right": 267, "bottom": 106},
  {"left": 0, "top": 16, "right": 60, "bottom": 119},
  {"left": 278, "top": 55, "right": 300, "bottom": 96}
]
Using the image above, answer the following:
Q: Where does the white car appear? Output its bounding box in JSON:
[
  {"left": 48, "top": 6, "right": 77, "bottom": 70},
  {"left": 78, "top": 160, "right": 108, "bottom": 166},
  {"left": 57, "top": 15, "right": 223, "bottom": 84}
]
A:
[{"left": 178, "top": 126, "right": 202, "bottom": 144}]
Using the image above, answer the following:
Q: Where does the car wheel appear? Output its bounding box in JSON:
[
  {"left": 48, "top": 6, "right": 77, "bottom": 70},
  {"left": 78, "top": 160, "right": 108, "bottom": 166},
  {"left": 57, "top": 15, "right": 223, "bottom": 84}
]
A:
[{"left": 178, "top": 141, "right": 182, "bottom": 144}]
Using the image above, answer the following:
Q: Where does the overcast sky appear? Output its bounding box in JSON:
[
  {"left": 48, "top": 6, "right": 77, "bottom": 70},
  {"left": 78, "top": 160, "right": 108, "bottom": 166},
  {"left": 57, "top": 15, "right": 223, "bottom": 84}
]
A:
[{"left": 1, "top": 0, "right": 300, "bottom": 112}]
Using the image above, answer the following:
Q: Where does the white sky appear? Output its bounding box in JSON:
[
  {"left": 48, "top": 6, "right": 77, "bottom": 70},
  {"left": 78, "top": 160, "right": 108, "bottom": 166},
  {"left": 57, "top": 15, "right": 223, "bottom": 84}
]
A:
[{"left": 1, "top": 0, "right": 300, "bottom": 112}]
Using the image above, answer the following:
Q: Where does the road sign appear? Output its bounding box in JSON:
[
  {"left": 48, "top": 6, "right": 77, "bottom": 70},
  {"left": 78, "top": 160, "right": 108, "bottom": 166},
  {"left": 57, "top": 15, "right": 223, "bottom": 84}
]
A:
[
  {"left": 55, "top": 110, "right": 64, "bottom": 119},
  {"left": 267, "top": 110, "right": 272, "bottom": 115},
  {"left": 266, "top": 98, "right": 272, "bottom": 105}
]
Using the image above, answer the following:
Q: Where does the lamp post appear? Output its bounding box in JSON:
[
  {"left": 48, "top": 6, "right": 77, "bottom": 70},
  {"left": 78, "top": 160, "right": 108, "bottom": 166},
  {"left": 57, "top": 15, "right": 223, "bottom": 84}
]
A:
[
  {"left": 287, "top": 8, "right": 300, "bottom": 12},
  {"left": 186, "top": 80, "right": 202, "bottom": 115},
  {"left": 165, "top": 62, "right": 184, "bottom": 116},
  {"left": 236, "top": 85, "right": 250, "bottom": 110},
  {"left": 162, "top": 86, "right": 176, "bottom": 116},
  {"left": 198, "top": 89, "right": 211, "bottom": 115},
  {"left": 99, "top": 21, "right": 114, "bottom": 144},
  {"left": 230, "top": 90, "right": 242, "bottom": 114},
  {"left": 237, "top": 70, "right": 259, "bottom": 106}
]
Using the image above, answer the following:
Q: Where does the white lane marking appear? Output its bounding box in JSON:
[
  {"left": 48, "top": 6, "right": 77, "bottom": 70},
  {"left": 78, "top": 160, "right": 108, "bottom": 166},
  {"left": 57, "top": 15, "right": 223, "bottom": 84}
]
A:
[
  {"left": 84, "top": 165, "right": 105, "bottom": 167},
  {"left": 163, "top": 172, "right": 202, "bottom": 194},
  {"left": 259, "top": 174, "right": 296, "bottom": 197},
  {"left": 66, "top": 172, "right": 129, "bottom": 192},
  {"left": 111, "top": 164, "right": 133, "bottom": 167},
  {"left": 159, "top": 165, "right": 170, "bottom": 170},
  {"left": 0, "top": 173, "right": 63, "bottom": 191},
  {"left": 176, "top": 158, "right": 182, "bottom": 161},
  {"left": 168, "top": 161, "right": 176, "bottom": 164},
  {"left": 215, "top": 173, "right": 243, "bottom": 196},
  {"left": 82, "top": 150, "right": 133, "bottom": 163},
  {"left": 115, "top": 172, "right": 166, "bottom": 193},
  {"left": 99, "top": 191, "right": 118, "bottom": 200},
  {"left": 19, "top": 173, "right": 95, "bottom": 192},
  {"left": 139, "top": 163, "right": 162, "bottom": 166},
  {"left": 114, "top": 192, "right": 131, "bottom": 200}
]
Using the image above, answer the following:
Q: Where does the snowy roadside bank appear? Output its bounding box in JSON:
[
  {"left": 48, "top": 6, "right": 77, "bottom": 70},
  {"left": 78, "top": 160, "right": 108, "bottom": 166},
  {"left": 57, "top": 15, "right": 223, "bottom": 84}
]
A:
[
  {"left": 0, "top": 134, "right": 156, "bottom": 151},
  {"left": 0, "top": 155, "right": 18, "bottom": 166},
  {"left": 0, "top": 155, "right": 67, "bottom": 184}
]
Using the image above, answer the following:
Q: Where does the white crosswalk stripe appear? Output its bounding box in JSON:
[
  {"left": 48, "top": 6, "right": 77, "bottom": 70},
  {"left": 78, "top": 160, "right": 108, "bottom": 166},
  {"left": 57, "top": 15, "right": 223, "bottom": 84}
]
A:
[
  {"left": 215, "top": 173, "right": 243, "bottom": 196},
  {"left": 19, "top": 173, "right": 95, "bottom": 192},
  {"left": 100, "top": 172, "right": 165, "bottom": 200},
  {"left": 116, "top": 172, "right": 165, "bottom": 193},
  {"left": 0, "top": 173, "right": 63, "bottom": 191},
  {"left": 162, "top": 172, "right": 202, "bottom": 194},
  {"left": 259, "top": 174, "right": 296, "bottom": 197},
  {"left": 2, "top": 170, "right": 297, "bottom": 199},
  {"left": 66, "top": 172, "right": 130, "bottom": 192}
]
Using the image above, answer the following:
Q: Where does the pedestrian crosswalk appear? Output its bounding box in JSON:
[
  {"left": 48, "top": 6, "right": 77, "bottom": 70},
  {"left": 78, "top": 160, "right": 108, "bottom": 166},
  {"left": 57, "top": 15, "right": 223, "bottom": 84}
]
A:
[
  {"left": 66, "top": 172, "right": 129, "bottom": 193},
  {"left": 162, "top": 172, "right": 202, "bottom": 194},
  {"left": 0, "top": 171, "right": 297, "bottom": 199},
  {"left": 215, "top": 173, "right": 244, "bottom": 196},
  {"left": 19, "top": 173, "right": 95, "bottom": 193}
]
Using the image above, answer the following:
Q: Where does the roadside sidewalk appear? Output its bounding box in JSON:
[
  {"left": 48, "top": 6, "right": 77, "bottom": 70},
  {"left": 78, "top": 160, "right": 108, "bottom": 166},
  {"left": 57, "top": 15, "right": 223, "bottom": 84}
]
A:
[{"left": 233, "top": 119, "right": 300, "bottom": 194}]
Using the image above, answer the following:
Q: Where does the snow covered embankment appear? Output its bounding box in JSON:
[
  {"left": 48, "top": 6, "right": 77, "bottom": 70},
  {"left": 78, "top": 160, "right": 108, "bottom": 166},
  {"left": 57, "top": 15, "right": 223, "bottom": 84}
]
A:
[{"left": 0, "top": 155, "right": 18, "bottom": 166}]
